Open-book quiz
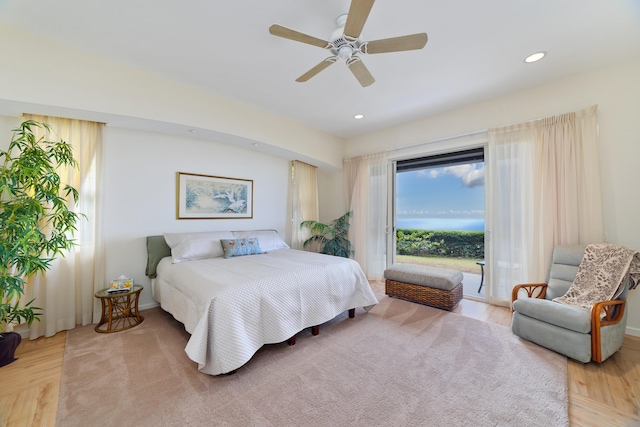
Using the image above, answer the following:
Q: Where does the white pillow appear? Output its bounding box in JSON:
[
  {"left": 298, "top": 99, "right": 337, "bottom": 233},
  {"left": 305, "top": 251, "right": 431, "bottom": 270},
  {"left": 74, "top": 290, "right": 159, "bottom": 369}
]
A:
[
  {"left": 231, "top": 230, "right": 289, "bottom": 252},
  {"left": 163, "top": 231, "right": 234, "bottom": 263}
]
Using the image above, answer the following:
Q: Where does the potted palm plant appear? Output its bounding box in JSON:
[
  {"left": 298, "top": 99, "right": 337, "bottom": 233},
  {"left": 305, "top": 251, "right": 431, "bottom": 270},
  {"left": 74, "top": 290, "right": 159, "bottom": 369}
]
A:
[
  {"left": 0, "top": 120, "right": 82, "bottom": 367},
  {"left": 300, "top": 211, "right": 354, "bottom": 258}
]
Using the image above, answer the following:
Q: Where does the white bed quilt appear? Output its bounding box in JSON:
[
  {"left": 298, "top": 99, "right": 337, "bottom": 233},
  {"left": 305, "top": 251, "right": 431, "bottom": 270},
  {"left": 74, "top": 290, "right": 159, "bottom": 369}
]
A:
[{"left": 154, "top": 249, "right": 378, "bottom": 375}]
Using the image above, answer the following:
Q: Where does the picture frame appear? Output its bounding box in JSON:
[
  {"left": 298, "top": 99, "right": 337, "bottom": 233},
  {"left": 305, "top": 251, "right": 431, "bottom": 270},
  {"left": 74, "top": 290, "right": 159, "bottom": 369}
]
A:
[{"left": 176, "top": 172, "right": 253, "bottom": 219}]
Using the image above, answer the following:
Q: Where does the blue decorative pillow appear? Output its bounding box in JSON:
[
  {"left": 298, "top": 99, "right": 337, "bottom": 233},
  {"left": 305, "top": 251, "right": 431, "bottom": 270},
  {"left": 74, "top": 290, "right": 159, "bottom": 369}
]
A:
[{"left": 220, "top": 238, "right": 262, "bottom": 259}]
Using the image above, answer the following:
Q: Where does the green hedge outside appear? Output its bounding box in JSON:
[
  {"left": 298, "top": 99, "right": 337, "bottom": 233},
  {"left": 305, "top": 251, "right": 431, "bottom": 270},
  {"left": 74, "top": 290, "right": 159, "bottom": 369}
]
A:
[{"left": 396, "top": 229, "right": 484, "bottom": 259}]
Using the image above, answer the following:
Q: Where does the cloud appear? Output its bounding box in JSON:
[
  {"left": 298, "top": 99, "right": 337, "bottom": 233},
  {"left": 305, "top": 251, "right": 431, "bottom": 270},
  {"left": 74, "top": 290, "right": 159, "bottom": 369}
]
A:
[
  {"left": 417, "top": 169, "right": 441, "bottom": 178},
  {"left": 443, "top": 164, "right": 484, "bottom": 188},
  {"left": 417, "top": 163, "right": 484, "bottom": 188}
]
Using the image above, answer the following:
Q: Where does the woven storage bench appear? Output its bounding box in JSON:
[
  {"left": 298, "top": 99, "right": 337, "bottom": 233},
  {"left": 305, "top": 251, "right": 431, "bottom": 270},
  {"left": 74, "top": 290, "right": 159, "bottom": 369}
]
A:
[{"left": 384, "top": 264, "right": 464, "bottom": 311}]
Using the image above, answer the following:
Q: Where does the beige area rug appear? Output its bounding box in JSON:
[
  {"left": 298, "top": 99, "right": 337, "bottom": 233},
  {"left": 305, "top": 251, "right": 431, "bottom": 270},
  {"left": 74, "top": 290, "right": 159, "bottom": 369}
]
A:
[{"left": 56, "top": 286, "right": 568, "bottom": 426}]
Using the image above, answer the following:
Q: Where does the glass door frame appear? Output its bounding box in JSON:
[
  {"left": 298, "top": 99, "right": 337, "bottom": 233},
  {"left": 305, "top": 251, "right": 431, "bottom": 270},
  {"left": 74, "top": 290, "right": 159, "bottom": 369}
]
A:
[
  {"left": 385, "top": 137, "right": 488, "bottom": 275},
  {"left": 386, "top": 161, "right": 397, "bottom": 268}
]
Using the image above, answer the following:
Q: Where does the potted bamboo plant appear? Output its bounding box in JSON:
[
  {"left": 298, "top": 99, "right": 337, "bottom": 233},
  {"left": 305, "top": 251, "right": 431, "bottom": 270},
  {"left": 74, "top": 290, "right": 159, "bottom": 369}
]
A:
[
  {"left": 300, "top": 211, "right": 354, "bottom": 258},
  {"left": 0, "top": 120, "right": 82, "bottom": 367}
]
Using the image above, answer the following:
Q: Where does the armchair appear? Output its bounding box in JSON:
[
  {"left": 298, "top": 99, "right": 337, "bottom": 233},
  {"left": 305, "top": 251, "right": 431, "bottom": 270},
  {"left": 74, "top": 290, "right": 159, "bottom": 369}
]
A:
[{"left": 511, "top": 245, "right": 629, "bottom": 363}]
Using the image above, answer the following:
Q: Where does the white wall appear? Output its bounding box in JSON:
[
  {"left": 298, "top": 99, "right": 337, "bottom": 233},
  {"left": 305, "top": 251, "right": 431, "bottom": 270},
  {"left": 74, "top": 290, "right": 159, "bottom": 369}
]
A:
[
  {"left": 0, "top": 115, "right": 20, "bottom": 142},
  {"left": 0, "top": 23, "right": 345, "bottom": 171},
  {"left": 102, "top": 127, "right": 291, "bottom": 308},
  {"left": 339, "top": 57, "right": 640, "bottom": 335}
]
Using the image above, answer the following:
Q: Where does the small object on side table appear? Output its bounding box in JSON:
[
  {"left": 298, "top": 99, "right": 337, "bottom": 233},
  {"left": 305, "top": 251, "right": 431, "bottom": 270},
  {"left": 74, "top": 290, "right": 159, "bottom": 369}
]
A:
[{"left": 94, "top": 285, "right": 144, "bottom": 333}]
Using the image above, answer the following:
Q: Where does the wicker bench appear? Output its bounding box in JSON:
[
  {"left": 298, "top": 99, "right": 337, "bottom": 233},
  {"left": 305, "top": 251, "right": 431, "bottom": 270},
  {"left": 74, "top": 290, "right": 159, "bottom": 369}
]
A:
[{"left": 384, "top": 264, "right": 464, "bottom": 311}]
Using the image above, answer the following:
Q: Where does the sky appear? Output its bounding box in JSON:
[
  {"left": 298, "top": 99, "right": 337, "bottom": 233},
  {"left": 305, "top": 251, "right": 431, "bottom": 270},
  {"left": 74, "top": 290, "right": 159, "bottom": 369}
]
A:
[{"left": 396, "top": 162, "right": 485, "bottom": 222}]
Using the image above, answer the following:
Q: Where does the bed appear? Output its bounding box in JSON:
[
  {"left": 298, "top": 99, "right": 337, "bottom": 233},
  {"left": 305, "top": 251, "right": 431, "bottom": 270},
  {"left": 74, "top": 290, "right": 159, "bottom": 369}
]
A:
[{"left": 145, "top": 229, "right": 378, "bottom": 375}]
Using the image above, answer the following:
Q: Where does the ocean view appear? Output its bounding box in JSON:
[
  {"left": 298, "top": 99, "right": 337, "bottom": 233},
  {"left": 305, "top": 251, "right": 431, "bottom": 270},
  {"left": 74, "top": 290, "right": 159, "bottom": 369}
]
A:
[{"left": 396, "top": 217, "right": 485, "bottom": 231}]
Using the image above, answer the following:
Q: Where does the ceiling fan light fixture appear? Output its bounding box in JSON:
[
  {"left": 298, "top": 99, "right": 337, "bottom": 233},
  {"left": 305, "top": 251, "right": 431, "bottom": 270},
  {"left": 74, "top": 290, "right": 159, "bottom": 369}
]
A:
[
  {"left": 524, "top": 51, "right": 546, "bottom": 63},
  {"left": 338, "top": 46, "right": 354, "bottom": 60}
]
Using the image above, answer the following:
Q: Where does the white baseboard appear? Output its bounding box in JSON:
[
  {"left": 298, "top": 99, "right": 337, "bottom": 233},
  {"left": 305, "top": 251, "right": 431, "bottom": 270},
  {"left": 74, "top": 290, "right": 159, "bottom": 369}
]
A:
[
  {"left": 140, "top": 301, "right": 159, "bottom": 311},
  {"left": 13, "top": 325, "right": 30, "bottom": 339},
  {"left": 626, "top": 326, "right": 640, "bottom": 337}
]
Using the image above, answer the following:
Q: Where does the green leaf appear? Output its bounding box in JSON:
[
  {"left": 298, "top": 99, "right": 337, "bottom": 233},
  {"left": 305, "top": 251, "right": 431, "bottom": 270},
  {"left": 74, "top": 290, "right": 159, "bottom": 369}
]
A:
[
  {"left": 1, "top": 120, "right": 83, "bottom": 331},
  {"left": 300, "top": 211, "right": 353, "bottom": 258}
]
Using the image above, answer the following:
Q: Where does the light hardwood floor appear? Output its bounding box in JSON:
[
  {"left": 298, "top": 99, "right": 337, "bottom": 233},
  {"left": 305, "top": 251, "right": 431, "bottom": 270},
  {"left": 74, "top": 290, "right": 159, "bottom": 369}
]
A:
[{"left": 1, "top": 298, "right": 639, "bottom": 427}]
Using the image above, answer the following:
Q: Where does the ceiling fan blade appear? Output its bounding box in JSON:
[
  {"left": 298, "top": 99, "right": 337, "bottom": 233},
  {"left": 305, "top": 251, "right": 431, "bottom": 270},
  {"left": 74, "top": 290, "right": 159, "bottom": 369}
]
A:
[
  {"left": 346, "top": 57, "right": 375, "bottom": 87},
  {"left": 363, "top": 33, "right": 428, "bottom": 54},
  {"left": 344, "top": 0, "right": 376, "bottom": 39},
  {"left": 296, "top": 57, "right": 338, "bottom": 82},
  {"left": 269, "top": 24, "right": 329, "bottom": 48}
]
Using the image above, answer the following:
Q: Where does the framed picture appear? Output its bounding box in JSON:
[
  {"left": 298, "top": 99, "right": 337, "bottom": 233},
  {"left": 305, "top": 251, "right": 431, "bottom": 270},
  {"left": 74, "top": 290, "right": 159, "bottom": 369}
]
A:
[{"left": 176, "top": 172, "right": 253, "bottom": 219}]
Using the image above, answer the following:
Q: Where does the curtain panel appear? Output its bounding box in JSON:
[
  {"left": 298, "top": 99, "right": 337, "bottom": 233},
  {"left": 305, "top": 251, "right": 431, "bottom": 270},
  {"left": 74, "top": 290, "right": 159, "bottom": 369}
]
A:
[
  {"left": 23, "top": 114, "right": 104, "bottom": 339},
  {"left": 344, "top": 152, "right": 388, "bottom": 280},
  {"left": 290, "top": 160, "right": 319, "bottom": 250},
  {"left": 486, "top": 105, "right": 602, "bottom": 305}
]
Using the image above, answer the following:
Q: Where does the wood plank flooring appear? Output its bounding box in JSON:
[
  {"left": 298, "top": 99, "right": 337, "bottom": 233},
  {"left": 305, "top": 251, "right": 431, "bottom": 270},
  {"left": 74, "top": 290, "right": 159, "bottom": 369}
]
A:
[
  {"left": 452, "top": 298, "right": 640, "bottom": 427},
  {"left": 1, "top": 297, "right": 639, "bottom": 426},
  {"left": 0, "top": 332, "right": 65, "bottom": 427}
]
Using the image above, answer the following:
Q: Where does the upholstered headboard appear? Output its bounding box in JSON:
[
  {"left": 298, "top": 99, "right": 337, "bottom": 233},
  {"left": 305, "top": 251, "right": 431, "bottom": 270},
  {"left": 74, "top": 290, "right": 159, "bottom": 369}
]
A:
[
  {"left": 145, "top": 235, "right": 171, "bottom": 278},
  {"left": 145, "top": 230, "right": 289, "bottom": 278}
]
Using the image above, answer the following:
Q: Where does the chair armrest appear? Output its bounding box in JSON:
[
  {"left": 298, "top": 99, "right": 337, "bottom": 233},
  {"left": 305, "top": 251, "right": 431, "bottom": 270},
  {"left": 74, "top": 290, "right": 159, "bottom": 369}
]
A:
[
  {"left": 591, "top": 299, "right": 625, "bottom": 327},
  {"left": 591, "top": 299, "right": 626, "bottom": 363},
  {"left": 511, "top": 283, "right": 548, "bottom": 306}
]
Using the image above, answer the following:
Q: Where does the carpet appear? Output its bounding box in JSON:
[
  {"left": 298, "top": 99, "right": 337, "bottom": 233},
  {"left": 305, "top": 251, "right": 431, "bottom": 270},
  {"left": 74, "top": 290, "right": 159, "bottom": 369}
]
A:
[{"left": 56, "top": 287, "right": 568, "bottom": 426}]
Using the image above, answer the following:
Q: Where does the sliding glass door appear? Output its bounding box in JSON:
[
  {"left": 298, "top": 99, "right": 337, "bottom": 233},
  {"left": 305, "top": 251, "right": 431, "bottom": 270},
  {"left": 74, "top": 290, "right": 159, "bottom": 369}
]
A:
[{"left": 390, "top": 148, "right": 486, "bottom": 297}]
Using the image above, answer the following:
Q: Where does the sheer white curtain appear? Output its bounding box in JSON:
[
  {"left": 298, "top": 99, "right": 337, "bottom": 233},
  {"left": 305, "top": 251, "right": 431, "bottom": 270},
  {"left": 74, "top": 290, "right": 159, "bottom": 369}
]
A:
[
  {"left": 23, "top": 114, "right": 104, "bottom": 338},
  {"left": 344, "top": 152, "right": 388, "bottom": 280},
  {"left": 485, "top": 123, "right": 536, "bottom": 305},
  {"left": 290, "top": 160, "right": 319, "bottom": 250},
  {"left": 486, "top": 105, "right": 602, "bottom": 305}
]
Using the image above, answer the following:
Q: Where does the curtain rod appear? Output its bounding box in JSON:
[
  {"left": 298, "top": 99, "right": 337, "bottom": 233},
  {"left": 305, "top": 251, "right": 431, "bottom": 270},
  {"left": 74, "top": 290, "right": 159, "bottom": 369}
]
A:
[{"left": 386, "top": 129, "right": 487, "bottom": 153}]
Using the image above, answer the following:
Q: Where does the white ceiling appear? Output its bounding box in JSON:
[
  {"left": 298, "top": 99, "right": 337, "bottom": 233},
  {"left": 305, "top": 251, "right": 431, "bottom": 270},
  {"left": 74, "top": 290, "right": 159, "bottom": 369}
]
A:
[{"left": 1, "top": 0, "right": 639, "bottom": 139}]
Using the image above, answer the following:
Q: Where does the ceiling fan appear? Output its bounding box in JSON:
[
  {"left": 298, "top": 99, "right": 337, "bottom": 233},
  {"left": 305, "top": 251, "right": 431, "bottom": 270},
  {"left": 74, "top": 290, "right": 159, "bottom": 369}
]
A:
[{"left": 269, "top": 0, "right": 428, "bottom": 87}]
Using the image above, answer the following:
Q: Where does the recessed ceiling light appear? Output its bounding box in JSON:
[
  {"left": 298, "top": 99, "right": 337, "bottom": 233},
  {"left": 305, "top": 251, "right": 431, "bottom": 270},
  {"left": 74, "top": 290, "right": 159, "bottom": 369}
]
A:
[
  {"left": 524, "top": 51, "right": 546, "bottom": 63},
  {"left": 188, "top": 129, "right": 198, "bottom": 133},
  {"left": 353, "top": 114, "right": 364, "bottom": 120}
]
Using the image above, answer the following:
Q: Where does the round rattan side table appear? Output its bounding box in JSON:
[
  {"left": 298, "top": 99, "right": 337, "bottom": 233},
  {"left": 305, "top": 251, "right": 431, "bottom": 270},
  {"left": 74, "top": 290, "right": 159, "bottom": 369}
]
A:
[{"left": 94, "top": 285, "right": 144, "bottom": 333}]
